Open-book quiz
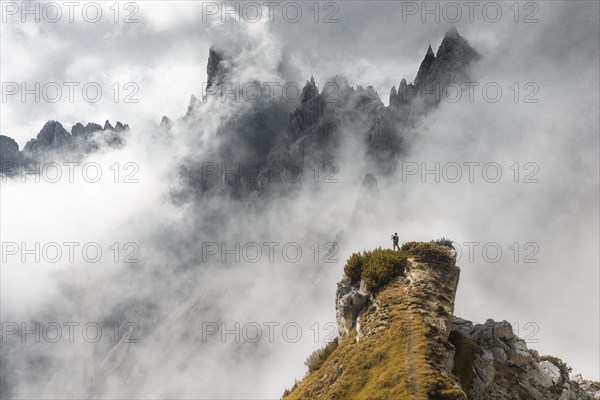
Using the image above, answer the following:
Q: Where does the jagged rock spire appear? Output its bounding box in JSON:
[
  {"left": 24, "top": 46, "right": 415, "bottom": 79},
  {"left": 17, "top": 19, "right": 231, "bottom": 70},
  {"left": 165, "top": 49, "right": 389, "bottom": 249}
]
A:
[
  {"left": 436, "top": 27, "right": 480, "bottom": 60},
  {"left": 206, "top": 46, "right": 231, "bottom": 89},
  {"left": 389, "top": 86, "right": 397, "bottom": 104},
  {"left": 414, "top": 44, "right": 436, "bottom": 88},
  {"left": 399, "top": 78, "right": 407, "bottom": 91},
  {"left": 115, "top": 121, "right": 126, "bottom": 132},
  {"left": 426, "top": 44, "right": 434, "bottom": 57},
  {"left": 300, "top": 76, "right": 319, "bottom": 103}
]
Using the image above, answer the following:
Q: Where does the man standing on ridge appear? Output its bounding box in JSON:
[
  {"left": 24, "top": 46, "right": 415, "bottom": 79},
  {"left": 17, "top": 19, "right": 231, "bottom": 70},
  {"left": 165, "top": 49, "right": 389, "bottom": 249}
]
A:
[{"left": 392, "top": 233, "right": 400, "bottom": 251}]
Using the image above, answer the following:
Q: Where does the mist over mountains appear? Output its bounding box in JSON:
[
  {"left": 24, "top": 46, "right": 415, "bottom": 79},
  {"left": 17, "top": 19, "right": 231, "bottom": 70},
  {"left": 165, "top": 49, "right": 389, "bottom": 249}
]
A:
[
  {"left": 2, "top": 28, "right": 478, "bottom": 194},
  {"left": 1, "top": 5, "right": 599, "bottom": 399},
  {"left": 0, "top": 29, "right": 485, "bottom": 398}
]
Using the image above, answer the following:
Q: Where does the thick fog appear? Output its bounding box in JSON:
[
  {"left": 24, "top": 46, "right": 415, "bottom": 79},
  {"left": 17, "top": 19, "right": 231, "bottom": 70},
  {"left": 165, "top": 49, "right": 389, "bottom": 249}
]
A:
[{"left": 1, "top": 1, "right": 598, "bottom": 398}]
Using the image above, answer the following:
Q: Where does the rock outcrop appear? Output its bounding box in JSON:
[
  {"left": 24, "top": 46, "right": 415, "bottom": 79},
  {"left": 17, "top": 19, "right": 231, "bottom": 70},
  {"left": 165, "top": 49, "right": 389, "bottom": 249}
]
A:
[
  {"left": 450, "top": 317, "right": 600, "bottom": 400},
  {"left": 335, "top": 278, "right": 371, "bottom": 338},
  {"left": 284, "top": 243, "right": 598, "bottom": 400}
]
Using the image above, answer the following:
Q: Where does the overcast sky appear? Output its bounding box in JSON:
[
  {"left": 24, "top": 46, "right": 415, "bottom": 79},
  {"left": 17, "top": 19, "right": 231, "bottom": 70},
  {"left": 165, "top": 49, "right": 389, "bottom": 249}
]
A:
[{"left": 1, "top": 1, "right": 599, "bottom": 397}]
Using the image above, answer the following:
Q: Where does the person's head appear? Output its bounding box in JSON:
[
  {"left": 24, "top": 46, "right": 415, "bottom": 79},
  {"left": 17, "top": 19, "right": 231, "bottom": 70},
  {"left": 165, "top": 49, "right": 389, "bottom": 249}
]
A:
[{"left": 394, "top": 233, "right": 397, "bottom": 235}]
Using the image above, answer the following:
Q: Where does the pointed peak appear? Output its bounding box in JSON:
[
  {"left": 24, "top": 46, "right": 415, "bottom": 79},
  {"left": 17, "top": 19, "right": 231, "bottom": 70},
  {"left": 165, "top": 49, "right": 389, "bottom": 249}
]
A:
[
  {"left": 38, "top": 121, "right": 69, "bottom": 138},
  {"left": 104, "top": 120, "right": 114, "bottom": 131},
  {"left": 310, "top": 75, "right": 315, "bottom": 84},
  {"left": 415, "top": 44, "right": 437, "bottom": 88},
  {"left": 445, "top": 26, "right": 459, "bottom": 39},
  {"left": 436, "top": 27, "right": 480, "bottom": 61}
]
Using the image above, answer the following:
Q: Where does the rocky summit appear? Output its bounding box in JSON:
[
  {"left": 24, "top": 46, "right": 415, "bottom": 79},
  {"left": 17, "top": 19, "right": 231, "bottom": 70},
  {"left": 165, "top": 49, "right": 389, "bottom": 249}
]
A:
[{"left": 283, "top": 242, "right": 599, "bottom": 400}]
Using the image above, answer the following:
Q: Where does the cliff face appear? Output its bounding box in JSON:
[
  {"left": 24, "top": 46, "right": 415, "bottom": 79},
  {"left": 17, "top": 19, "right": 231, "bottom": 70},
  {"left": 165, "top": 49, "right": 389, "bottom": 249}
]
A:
[{"left": 284, "top": 243, "right": 599, "bottom": 400}]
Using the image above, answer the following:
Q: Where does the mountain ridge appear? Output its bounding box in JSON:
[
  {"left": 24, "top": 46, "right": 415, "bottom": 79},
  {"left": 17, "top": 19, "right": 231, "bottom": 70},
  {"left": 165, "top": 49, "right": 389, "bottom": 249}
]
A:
[{"left": 0, "top": 120, "right": 129, "bottom": 173}]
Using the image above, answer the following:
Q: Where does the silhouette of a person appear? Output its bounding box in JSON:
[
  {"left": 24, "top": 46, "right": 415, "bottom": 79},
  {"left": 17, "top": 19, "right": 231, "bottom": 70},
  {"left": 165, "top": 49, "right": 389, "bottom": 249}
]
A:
[{"left": 392, "top": 233, "right": 400, "bottom": 251}]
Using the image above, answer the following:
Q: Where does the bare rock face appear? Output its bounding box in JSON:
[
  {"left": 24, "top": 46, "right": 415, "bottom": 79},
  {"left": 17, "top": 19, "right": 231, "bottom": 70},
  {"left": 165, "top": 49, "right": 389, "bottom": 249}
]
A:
[
  {"left": 414, "top": 45, "right": 436, "bottom": 88},
  {"left": 335, "top": 277, "right": 371, "bottom": 338},
  {"left": 450, "top": 317, "right": 598, "bottom": 399}
]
